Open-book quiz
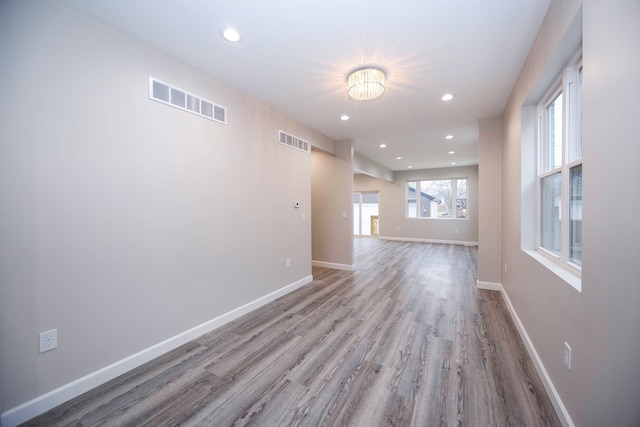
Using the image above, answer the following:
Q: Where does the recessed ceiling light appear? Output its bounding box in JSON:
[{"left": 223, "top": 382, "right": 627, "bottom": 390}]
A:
[
  {"left": 396, "top": 156, "right": 402, "bottom": 160},
  {"left": 222, "top": 28, "right": 241, "bottom": 42},
  {"left": 451, "top": 162, "right": 457, "bottom": 165},
  {"left": 408, "top": 165, "right": 413, "bottom": 169},
  {"left": 445, "top": 134, "right": 453, "bottom": 140},
  {"left": 340, "top": 114, "right": 350, "bottom": 121},
  {"left": 448, "top": 151, "right": 455, "bottom": 154},
  {"left": 441, "top": 94, "right": 454, "bottom": 101},
  {"left": 379, "top": 144, "right": 387, "bottom": 148}
]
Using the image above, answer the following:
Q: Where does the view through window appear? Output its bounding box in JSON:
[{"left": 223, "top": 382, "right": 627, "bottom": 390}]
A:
[{"left": 406, "top": 179, "right": 467, "bottom": 219}]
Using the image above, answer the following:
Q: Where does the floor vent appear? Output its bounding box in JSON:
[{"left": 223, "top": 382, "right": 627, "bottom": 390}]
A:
[
  {"left": 279, "top": 130, "right": 310, "bottom": 153},
  {"left": 149, "top": 77, "right": 226, "bottom": 124}
]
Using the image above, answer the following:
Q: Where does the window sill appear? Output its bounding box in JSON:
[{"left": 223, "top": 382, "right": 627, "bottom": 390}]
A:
[{"left": 523, "top": 249, "right": 582, "bottom": 292}]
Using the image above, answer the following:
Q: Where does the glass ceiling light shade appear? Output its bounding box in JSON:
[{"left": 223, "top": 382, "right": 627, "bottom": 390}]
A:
[{"left": 348, "top": 67, "right": 385, "bottom": 100}]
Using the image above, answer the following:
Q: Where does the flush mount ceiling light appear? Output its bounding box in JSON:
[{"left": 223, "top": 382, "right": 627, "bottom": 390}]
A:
[
  {"left": 347, "top": 67, "right": 385, "bottom": 101},
  {"left": 441, "top": 93, "right": 454, "bottom": 101}
]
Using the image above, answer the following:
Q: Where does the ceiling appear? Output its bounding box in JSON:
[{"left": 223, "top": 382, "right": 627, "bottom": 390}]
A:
[{"left": 65, "top": 0, "right": 550, "bottom": 172}]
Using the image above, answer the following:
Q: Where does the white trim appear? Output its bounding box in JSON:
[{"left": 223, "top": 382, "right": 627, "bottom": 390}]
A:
[
  {"left": 476, "top": 279, "right": 574, "bottom": 426},
  {"left": 524, "top": 249, "right": 581, "bottom": 292},
  {"left": 379, "top": 235, "right": 478, "bottom": 246},
  {"left": 499, "top": 288, "right": 575, "bottom": 427},
  {"left": 0, "top": 275, "right": 313, "bottom": 427},
  {"left": 476, "top": 280, "right": 502, "bottom": 291},
  {"left": 312, "top": 260, "right": 354, "bottom": 271},
  {"left": 535, "top": 48, "right": 583, "bottom": 285}
]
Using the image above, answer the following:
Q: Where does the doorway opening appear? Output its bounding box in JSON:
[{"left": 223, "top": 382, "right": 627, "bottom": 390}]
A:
[{"left": 353, "top": 192, "right": 379, "bottom": 236}]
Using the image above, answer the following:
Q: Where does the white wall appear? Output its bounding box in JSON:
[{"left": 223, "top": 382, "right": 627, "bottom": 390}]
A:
[
  {"left": 0, "top": 0, "right": 335, "bottom": 417},
  {"left": 354, "top": 165, "right": 479, "bottom": 244},
  {"left": 502, "top": 0, "right": 640, "bottom": 425}
]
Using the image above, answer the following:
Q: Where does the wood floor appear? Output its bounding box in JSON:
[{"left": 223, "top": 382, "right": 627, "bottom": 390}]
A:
[{"left": 23, "top": 239, "right": 561, "bottom": 426}]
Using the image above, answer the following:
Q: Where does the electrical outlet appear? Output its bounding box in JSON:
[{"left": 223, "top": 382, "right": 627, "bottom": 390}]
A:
[
  {"left": 563, "top": 342, "right": 572, "bottom": 370},
  {"left": 286, "top": 258, "right": 291, "bottom": 268},
  {"left": 39, "top": 329, "right": 58, "bottom": 353}
]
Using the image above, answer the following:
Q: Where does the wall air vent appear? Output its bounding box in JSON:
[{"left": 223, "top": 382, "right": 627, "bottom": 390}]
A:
[
  {"left": 149, "top": 77, "right": 226, "bottom": 124},
  {"left": 279, "top": 130, "right": 310, "bottom": 153}
]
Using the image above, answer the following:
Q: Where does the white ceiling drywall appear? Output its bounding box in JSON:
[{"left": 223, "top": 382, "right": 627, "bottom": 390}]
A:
[{"left": 65, "top": 0, "right": 550, "bottom": 171}]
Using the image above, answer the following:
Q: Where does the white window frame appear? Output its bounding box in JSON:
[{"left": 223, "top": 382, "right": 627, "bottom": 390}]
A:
[{"left": 536, "top": 49, "right": 582, "bottom": 278}]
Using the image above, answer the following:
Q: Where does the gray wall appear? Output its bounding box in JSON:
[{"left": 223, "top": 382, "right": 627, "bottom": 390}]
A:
[
  {"left": 477, "top": 117, "right": 503, "bottom": 285},
  {"left": 353, "top": 152, "right": 394, "bottom": 182},
  {"left": 354, "top": 165, "right": 479, "bottom": 244},
  {"left": 4, "top": 0, "right": 639, "bottom": 425},
  {"left": 502, "top": 0, "right": 640, "bottom": 425},
  {"left": 311, "top": 144, "right": 354, "bottom": 268},
  {"left": 0, "top": 0, "right": 334, "bottom": 412}
]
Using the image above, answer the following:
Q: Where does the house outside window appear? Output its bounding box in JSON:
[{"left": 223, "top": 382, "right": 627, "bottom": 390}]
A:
[{"left": 406, "top": 178, "right": 467, "bottom": 219}]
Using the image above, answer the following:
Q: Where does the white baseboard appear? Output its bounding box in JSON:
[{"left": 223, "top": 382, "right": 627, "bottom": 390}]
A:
[
  {"left": 312, "top": 260, "right": 354, "bottom": 271},
  {"left": 3, "top": 273, "right": 574, "bottom": 427},
  {"left": 1, "top": 275, "right": 313, "bottom": 427},
  {"left": 475, "top": 280, "right": 574, "bottom": 426},
  {"left": 499, "top": 288, "right": 575, "bottom": 427},
  {"left": 379, "top": 235, "right": 479, "bottom": 246},
  {"left": 476, "top": 280, "right": 503, "bottom": 291}
]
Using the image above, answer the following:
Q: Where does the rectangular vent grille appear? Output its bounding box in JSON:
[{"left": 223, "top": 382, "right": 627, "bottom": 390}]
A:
[
  {"left": 279, "top": 130, "right": 310, "bottom": 153},
  {"left": 149, "top": 77, "right": 226, "bottom": 124}
]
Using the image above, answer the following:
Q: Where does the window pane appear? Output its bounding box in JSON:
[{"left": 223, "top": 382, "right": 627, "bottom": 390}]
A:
[
  {"left": 407, "top": 182, "right": 417, "bottom": 218},
  {"left": 577, "top": 66, "right": 583, "bottom": 159},
  {"left": 540, "top": 173, "right": 562, "bottom": 255},
  {"left": 546, "top": 92, "right": 563, "bottom": 170},
  {"left": 569, "top": 165, "right": 582, "bottom": 265},
  {"left": 353, "top": 193, "right": 360, "bottom": 235},
  {"left": 421, "top": 180, "right": 451, "bottom": 217},
  {"left": 456, "top": 179, "right": 467, "bottom": 218}
]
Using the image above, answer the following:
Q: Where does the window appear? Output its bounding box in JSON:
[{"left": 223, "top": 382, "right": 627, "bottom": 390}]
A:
[
  {"left": 537, "top": 50, "right": 582, "bottom": 275},
  {"left": 406, "top": 178, "right": 467, "bottom": 219}
]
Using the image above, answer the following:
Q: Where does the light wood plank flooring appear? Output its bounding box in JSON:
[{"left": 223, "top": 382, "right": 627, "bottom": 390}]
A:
[{"left": 22, "top": 239, "right": 560, "bottom": 426}]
